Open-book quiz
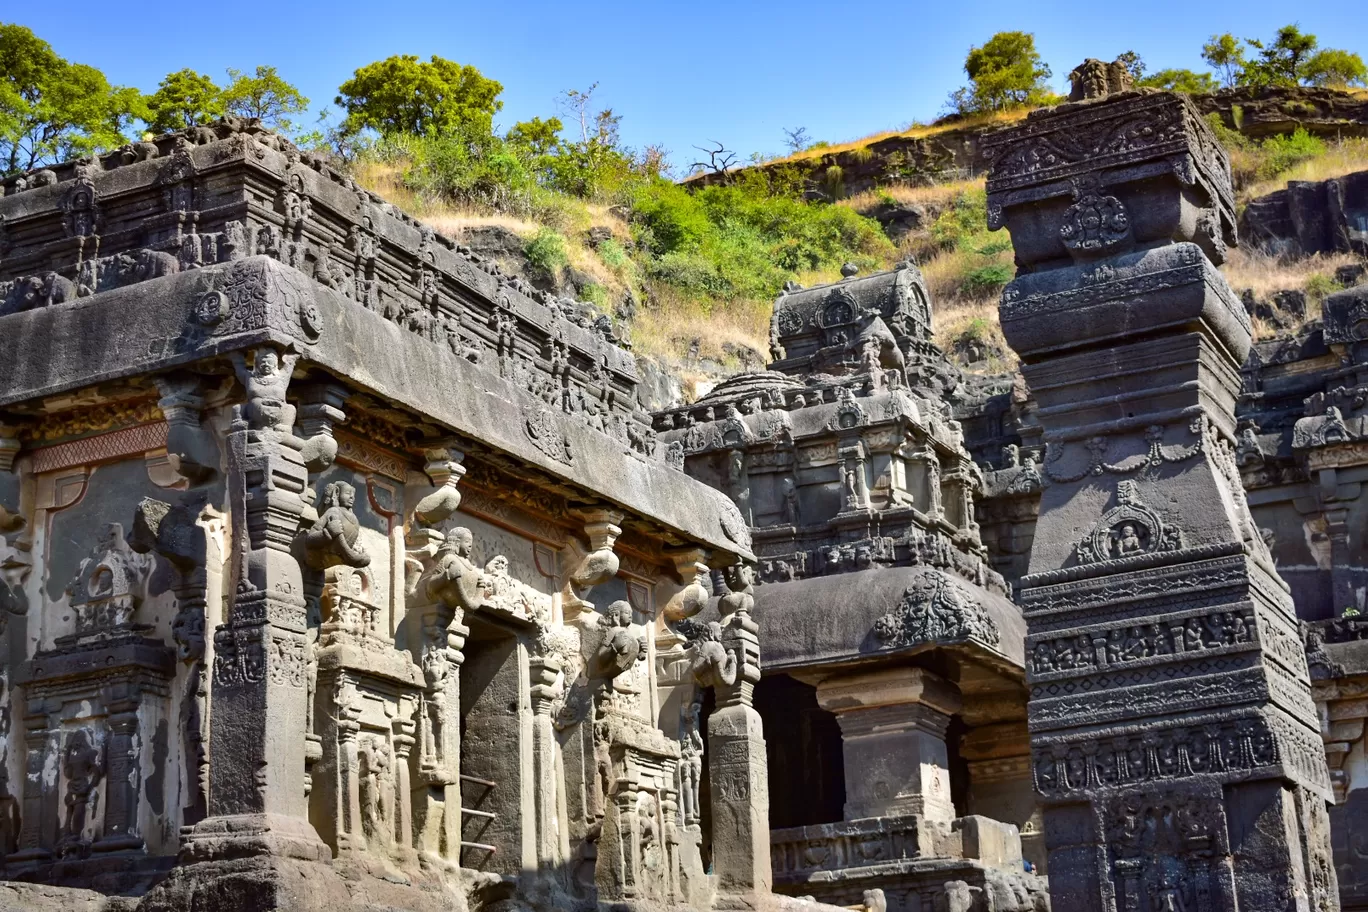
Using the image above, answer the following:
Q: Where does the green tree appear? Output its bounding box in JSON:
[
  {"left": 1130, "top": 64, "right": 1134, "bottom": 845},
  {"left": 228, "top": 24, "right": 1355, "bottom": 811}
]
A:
[
  {"left": 951, "top": 32, "right": 1053, "bottom": 113},
  {"left": 1303, "top": 49, "right": 1368, "bottom": 88},
  {"left": 0, "top": 23, "right": 143, "bottom": 174},
  {"left": 1116, "top": 50, "right": 1146, "bottom": 82},
  {"left": 144, "top": 68, "right": 224, "bottom": 134},
  {"left": 335, "top": 55, "right": 503, "bottom": 137},
  {"left": 506, "top": 116, "right": 563, "bottom": 157},
  {"left": 1240, "top": 25, "right": 1318, "bottom": 86},
  {"left": 1137, "top": 68, "right": 1220, "bottom": 93},
  {"left": 545, "top": 107, "right": 636, "bottom": 200},
  {"left": 221, "top": 65, "right": 309, "bottom": 131},
  {"left": 1201, "top": 33, "right": 1246, "bottom": 88}
]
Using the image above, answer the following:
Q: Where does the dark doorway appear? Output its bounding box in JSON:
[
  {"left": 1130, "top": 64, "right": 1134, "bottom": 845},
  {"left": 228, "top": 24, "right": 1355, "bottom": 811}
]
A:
[{"left": 754, "top": 674, "right": 845, "bottom": 829}]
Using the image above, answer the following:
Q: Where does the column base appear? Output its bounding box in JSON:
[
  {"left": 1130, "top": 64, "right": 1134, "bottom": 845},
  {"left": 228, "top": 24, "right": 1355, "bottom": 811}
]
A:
[{"left": 179, "top": 813, "right": 331, "bottom": 864}]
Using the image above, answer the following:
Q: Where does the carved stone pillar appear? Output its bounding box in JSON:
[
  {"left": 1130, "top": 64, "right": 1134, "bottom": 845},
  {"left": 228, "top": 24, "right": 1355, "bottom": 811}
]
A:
[
  {"left": 816, "top": 667, "right": 961, "bottom": 827},
  {"left": 960, "top": 721, "right": 1043, "bottom": 870},
  {"left": 985, "top": 93, "right": 1338, "bottom": 910},
  {"left": 391, "top": 707, "right": 416, "bottom": 855},
  {"left": 334, "top": 682, "right": 365, "bottom": 855},
  {"left": 11, "top": 714, "right": 55, "bottom": 862},
  {"left": 599, "top": 764, "right": 641, "bottom": 900},
  {"left": 184, "top": 346, "right": 329, "bottom": 863},
  {"left": 406, "top": 521, "right": 471, "bottom": 863},
  {"left": 94, "top": 691, "right": 143, "bottom": 853},
  {"left": 529, "top": 654, "right": 564, "bottom": 870},
  {"left": 708, "top": 562, "right": 771, "bottom": 899}
]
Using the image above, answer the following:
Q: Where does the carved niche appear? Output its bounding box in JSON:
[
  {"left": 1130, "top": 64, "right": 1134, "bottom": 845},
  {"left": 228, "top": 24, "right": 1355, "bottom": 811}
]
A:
[
  {"left": 1104, "top": 791, "right": 1229, "bottom": 912},
  {"left": 14, "top": 517, "right": 176, "bottom": 863},
  {"left": 1074, "top": 480, "right": 1182, "bottom": 565},
  {"left": 65, "top": 523, "right": 154, "bottom": 636}
]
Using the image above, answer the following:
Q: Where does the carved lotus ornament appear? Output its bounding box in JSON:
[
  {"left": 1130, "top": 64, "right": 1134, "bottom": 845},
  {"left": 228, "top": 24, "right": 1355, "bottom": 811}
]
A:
[{"left": 1060, "top": 192, "right": 1131, "bottom": 254}]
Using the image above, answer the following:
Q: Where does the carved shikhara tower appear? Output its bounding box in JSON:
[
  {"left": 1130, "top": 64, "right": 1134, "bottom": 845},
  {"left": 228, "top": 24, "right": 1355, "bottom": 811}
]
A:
[{"left": 985, "top": 92, "right": 1340, "bottom": 910}]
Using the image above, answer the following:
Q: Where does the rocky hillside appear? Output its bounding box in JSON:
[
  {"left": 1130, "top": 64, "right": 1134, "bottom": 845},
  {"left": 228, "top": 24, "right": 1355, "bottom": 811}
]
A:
[{"left": 688, "top": 86, "right": 1368, "bottom": 200}]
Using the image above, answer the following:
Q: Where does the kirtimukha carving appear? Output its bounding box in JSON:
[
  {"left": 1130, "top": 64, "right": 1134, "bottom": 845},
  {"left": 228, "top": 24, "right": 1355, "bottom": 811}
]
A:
[{"left": 873, "top": 568, "right": 1002, "bottom": 649}]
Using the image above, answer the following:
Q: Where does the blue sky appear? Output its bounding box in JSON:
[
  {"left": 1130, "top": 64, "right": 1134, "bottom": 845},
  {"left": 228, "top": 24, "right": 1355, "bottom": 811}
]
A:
[{"left": 11, "top": 1, "right": 1367, "bottom": 171}]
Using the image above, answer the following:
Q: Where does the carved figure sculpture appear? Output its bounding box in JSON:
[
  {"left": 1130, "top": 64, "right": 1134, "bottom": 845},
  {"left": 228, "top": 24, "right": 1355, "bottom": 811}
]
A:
[
  {"left": 359, "top": 736, "right": 393, "bottom": 850},
  {"left": 781, "top": 475, "right": 801, "bottom": 526},
  {"left": 725, "top": 449, "right": 752, "bottom": 523},
  {"left": 305, "top": 482, "right": 370, "bottom": 568},
  {"left": 590, "top": 600, "right": 645, "bottom": 680},
  {"left": 720, "top": 562, "right": 756, "bottom": 616},
  {"left": 59, "top": 729, "right": 104, "bottom": 855},
  {"left": 1067, "top": 57, "right": 1133, "bottom": 101},
  {"left": 1116, "top": 523, "right": 1142, "bottom": 556},
  {"left": 690, "top": 621, "right": 738, "bottom": 689},
  {"left": 230, "top": 347, "right": 299, "bottom": 431},
  {"left": 425, "top": 526, "right": 487, "bottom": 613},
  {"left": 679, "top": 699, "right": 704, "bottom": 826}
]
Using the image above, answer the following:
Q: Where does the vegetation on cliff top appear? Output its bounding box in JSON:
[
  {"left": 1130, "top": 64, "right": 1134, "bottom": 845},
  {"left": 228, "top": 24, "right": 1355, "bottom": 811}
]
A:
[{"left": 4, "top": 20, "right": 1367, "bottom": 389}]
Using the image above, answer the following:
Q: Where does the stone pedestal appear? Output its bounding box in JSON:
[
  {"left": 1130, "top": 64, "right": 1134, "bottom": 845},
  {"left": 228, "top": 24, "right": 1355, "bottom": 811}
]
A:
[
  {"left": 816, "top": 667, "right": 961, "bottom": 825},
  {"left": 985, "top": 91, "right": 1339, "bottom": 910}
]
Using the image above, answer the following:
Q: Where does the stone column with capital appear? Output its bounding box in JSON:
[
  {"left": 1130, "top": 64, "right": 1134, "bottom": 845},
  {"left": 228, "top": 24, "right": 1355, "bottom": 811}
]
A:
[
  {"left": 985, "top": 91, "right": 1338, "bottom": 910},
  {"left": 182, "top": 345, "right": 330, "bottom": 864},
  {"left": 816, "top": 667, "right": 962, "bottom": 829},
  {"left": 529, "top": 653, "right": 565, "bottom": 870},
  {"left": 708, "top": 561, "right": 771, "bottom": 901}
]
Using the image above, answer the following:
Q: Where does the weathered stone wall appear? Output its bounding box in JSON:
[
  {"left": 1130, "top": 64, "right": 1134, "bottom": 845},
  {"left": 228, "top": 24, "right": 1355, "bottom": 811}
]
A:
[{"left": 684, "top": 85, "right": 1368, "bottom": 199}]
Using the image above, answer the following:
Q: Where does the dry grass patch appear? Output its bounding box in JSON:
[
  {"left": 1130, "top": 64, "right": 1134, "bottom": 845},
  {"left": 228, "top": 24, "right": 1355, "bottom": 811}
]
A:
[
  {"left": 934, "top": 298, "right": 1015, "bottom": 373},
  {"left": 631, "top": 287, "right": 770, "bottom": 370},
  {"left": 756, "top": 109, "right": 1035, "bottom": 169},
  {"left": 1222, "top": 248, "right": 1360, "bottom": 304},
  {"left": 1241, "top": 138, "right": 1368, "bottom": 201},
  {"left": 841, "top": 178, "right": 985, "bottom": 217}
]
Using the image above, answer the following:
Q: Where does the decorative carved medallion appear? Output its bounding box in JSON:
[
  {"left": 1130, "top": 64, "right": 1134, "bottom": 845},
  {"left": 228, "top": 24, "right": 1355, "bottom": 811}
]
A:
[
  {"left": 1060, "top": 191, "right": 1131, "bottom": 254},
  {"left": 1074, "top": 480, "right": 1181, "bottom": 565},
  {"left": 820, "top": 289, "right": 857, "bottom": 328}
]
